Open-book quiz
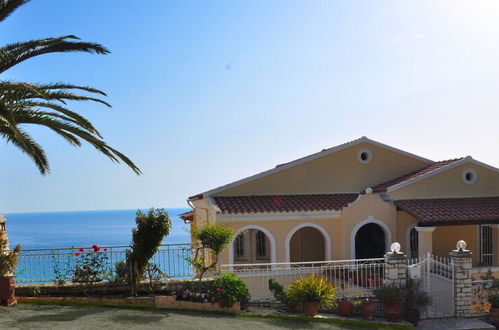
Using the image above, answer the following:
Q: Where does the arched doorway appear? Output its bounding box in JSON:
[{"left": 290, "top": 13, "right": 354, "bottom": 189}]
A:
[
  {"left": 355, "top": 223, "right": 386, "bottom": 259},
  {"left": 233, "top": 229, "right": 271, "bottom": 264},
  {"left": 289, "top": 227, "right": 325, "bottom": 262}
]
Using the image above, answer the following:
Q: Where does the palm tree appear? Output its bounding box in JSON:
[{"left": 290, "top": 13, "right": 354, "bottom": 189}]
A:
[{"left": 0, "top": 0, "right": 141, "bottom": 175}]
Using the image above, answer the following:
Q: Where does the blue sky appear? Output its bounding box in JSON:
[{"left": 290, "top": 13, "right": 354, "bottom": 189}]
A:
[{"left": 1, "top": 1, "right": 499, "bottom": 213}]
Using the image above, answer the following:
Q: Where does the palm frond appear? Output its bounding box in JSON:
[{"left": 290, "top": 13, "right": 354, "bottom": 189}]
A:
[
  {"left": 0, "top": 0, "right": 29, "bottom": 23},
  {"left": 0, "top": 35, "right": 110, "bottom": 73},
  {"left": 2, "top": 108, "right": 142, "bottom": 175}
]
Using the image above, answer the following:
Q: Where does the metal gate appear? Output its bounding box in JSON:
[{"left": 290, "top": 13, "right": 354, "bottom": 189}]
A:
[{"left": 408, "top": 253, "right": 454, "bottom": 318}]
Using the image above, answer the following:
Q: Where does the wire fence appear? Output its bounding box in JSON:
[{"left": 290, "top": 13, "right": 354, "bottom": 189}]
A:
[{"left": 15, "top": 243, "right": 194, "bottom": 285}]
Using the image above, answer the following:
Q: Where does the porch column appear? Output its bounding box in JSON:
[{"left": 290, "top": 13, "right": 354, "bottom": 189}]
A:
[
  {"left": 449, "top": 244, "right": 472, "bottom": 318},
  {"left": 415, "top": 226, "right": 436, "bottom": 257}
]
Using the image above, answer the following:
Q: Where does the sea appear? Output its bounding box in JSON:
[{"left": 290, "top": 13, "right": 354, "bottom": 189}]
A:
[{"left": 3, "top": 208, "right": 191, "bottom": 250}]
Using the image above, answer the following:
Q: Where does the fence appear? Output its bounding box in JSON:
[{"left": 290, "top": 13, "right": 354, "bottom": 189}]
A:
[
  {"left": 407, "top": 253, "right": 455, "bottom": 318},
  {"left": 15, "top": 243, "right": 193, "bottom": 285},
  {"left": 221, "top": 258, "right": 385, "bottom": 301}
]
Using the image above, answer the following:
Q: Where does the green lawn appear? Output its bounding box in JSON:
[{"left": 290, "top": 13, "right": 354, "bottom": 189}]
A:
[{"left": 0, "top": 304, "right": 410, "bottom": 330}]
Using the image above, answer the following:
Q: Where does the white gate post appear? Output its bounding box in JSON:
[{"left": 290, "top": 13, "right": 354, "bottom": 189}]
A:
[
  {"left": 449, "top": 241, "right": 472, "bottom": 318},
  {"left": 384, "top": 243, "right": 407, "bottom": 288}
]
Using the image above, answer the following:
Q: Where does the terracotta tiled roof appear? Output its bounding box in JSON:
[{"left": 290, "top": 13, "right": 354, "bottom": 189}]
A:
[
  {"left": 179, "top": 211, "right": 193, "bottom": 223},
  {"left": 395, "top": 197, "right": 499, "bottom": 226},
  {"left": 372, "top": 158, "right": 463, "bottom": 193},
  {"left": 214, "top": 194, "right": 359, "bottom": 214}
]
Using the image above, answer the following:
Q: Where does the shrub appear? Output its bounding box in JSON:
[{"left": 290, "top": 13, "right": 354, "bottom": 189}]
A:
[
  {"left": 189, "top": 222, "right": 235, "bottom": 280},
  {"left": 127, "top": 208, "right": 171, "bottom": 294},
  {"left": 405, "top": 278, "right": 431, "bottom": 311},
  {"left": 374, "top": 285, "right": 407, "bottom": 305},
  {"left": 0, "top": 236, "right": 21, "bottom": 277},
  {"left": 489, "top": 295, "right": 499, "bottom": 308},
  {"left": 211, "top": 272, "right": 250, "bottom": 308},
  {"left": 286, "top": 274, "right": 336, "bottom": 308},
  {"left": 72, "top": 245, "right": 108, "bottom": 294}
]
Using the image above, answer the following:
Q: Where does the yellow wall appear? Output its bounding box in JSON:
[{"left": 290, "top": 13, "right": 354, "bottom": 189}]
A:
[
  {"left": 342, "top": 194, "right": 398, "bottom": 259},
  {"left": 217, "top": 217, "right": 343, "bottom": 265},
  {"left": 390, "top": 162, "right": 499, "bottom": 199},
  {"left": 216, "top": 194, "right": 404, "bottom": 265},
  {"left": 396, "top": 211, "right": 418, "bottom": 255},
  {"left": 433, "top": 225, "right": 478, "bottom": 265},
  {"left": 217, "top": 142, "right": 429, "bottom": 196}
]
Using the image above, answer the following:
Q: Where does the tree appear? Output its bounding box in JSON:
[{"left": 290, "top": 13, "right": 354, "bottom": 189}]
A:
[
  {"left": 127, "top": 208, "right": 171, "bottom": 295},
  {"left": 0, "top": 0, "right": 140, "bottom": 175},
  {"left": 189, "top": 222, "right": 235, "bottom": 280}
]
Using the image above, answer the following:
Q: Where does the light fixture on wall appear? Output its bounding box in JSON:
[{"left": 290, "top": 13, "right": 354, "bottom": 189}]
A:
[
  {"left": 390, "top": 242, "right": 401, "bottom": 254},
  {"left": 456, "top": 240, "right": 467, "bottom": 252}
]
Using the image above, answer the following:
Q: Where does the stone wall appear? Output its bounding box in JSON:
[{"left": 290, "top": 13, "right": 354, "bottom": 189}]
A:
[
  {"left": 450, "top": 250, "right": 473, "bottom": 318},
  {"left": 383, "top": 252, "right": 407, "bottom": 287}
]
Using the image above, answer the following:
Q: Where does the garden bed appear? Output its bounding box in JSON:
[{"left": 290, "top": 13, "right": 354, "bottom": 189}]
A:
[
  {"left": 17, "top": 295, "right": 240, "bottom": 313},
  {"left": 16, "top": 279, "right": 213, "bottom": 297}
]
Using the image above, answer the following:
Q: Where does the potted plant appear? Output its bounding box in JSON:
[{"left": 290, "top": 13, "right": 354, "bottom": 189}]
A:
[
  {"left": 374, "top": 285, "right": 406, "bottom": 322},
  {"left": 404, "top": 279, "right": 431, "bottom": 325},
  {"left": 338, "top": 297, "right": 354, "bottom": 317},
  {"left": 0, "top": 236, "right": 22, "bottom": 306},
  {"left": 287, "top": 274, "right": 336, "bottom": 317},
  {"left": 361, "top": 298, "right": 376, "bottom": 320}
]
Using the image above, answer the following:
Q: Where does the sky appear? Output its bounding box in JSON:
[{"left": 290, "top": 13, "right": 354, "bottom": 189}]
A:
[{"left": 1, "top": 0, "right": 499, "bottom": 213}]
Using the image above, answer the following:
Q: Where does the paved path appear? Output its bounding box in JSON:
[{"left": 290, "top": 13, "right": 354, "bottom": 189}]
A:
[
  {"left": 0, "top": 304, "right": 380, "bottom": 330},
  {"left": 415, "top": 318, "right": 495, "bottom": 330}
]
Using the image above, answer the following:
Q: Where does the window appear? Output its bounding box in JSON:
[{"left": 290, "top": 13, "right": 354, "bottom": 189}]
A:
[
  {"left": 479, "top": 225, "right": 493, "bottom": 266},
  {"left": 409, "top": 227, "right": 419, "bottom": 259},
  {"left": 234, "top": 233, "right": 246, "bottom": 262},
  {"left": 357, "top": 149, "right": 372, "bottom": 164},
  {"left": 255, "top": 231, "right": 268, "bottom": 261},
  {"left": 462, "top": 168, "right": 477, "bottom": 184},
  {"left": 233, "top": 229, "right": 270, "bottom": 263}
]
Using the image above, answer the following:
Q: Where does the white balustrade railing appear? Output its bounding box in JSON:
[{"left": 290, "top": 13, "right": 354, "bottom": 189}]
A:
[
  {"left": 15, "top": 243, "right": 194, "bottom": 284},
  {"left": 221, "top": 258, "right": 385, "bottom": 301}
]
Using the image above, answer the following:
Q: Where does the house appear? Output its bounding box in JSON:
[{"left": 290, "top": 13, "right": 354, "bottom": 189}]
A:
[{"left": 180, "top": 137, "right": 499, "bottom": 271}]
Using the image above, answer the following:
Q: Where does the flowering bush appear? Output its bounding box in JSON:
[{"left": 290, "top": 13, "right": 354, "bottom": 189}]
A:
[
  {"left": 211, "top": 273, "right": 250, "bottom": 308},
  {"left": 175, "top": 273, "right": 249, "bottom": 308},
  {"left": 176, "top": 288, "right": 215, "bottom": 304},
  {"left": 72, "top": 244, "right": 108, "bottom": 294}
]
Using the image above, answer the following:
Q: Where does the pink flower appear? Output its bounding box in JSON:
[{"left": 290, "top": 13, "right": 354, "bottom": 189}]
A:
[
  {"left": 103, "top": 248, "right": 108, "bottom": 252},
  {"left": 215, "top": 287, "right": 221, "bottom": 292},
  {"left": 75, "top": 253, "right": 81, "bottom": 257},
  {"left": 92, "top": 244, "right": 100, "bottom": 252},
  {"left": 78, "top": 248, "right": 85, "bottom": 252}
]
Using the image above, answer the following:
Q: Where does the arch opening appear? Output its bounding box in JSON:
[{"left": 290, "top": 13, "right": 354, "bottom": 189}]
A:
[
  {"left": 289, "top": 227, "right": 325, "bottom": 262},
  {"left": 233, "top": 229, "right": 271, "bottom": 264},
  {"left": 355, "top": 223, "right": 386, "bottom": 259}
]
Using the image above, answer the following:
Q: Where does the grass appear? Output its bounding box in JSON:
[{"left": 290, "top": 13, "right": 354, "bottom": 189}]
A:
[
  {"left": 17, "top": 300, "right": 412, "bottom": 329},
  {"left": 239, "top": 314, "right": 413, "bottom": 330}
]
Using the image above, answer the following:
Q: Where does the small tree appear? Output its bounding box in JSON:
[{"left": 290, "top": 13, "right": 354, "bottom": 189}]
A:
[
  {"left": 127, "top": 208, "right": 171, "bottom": 295},
  {"left": 0, "top": 236, "right": 21, "bottom": 277},
  {"left": 189, "top": 222, "right": 235, "bottom": 280}
]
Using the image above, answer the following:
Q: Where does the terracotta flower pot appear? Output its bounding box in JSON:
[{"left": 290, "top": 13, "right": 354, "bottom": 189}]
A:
[
  {"left": 338, "top": 300, "right": 353, "bottom": 317},
  {"left": 361, "top": 300, "right": 376, "bottom": 320},
  {"left": 303, "top": 301, "right": 320, "bottom": 316},
  {"left": 490, "top": 306, "right": 499, "bottom": 326},
  {"left": 405, "top": 308, "right": 420, "bottom": 326},
  {"left": 0, "top": 276, "right": 16, "bottom": 306},
  {"left": 384, "top": 301, "right": 402, "bottom": 322}
]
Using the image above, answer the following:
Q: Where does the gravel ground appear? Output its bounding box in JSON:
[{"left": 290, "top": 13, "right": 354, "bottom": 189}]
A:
[{"left": 0, "top": 304, "right": 373, "bottom": 330}]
